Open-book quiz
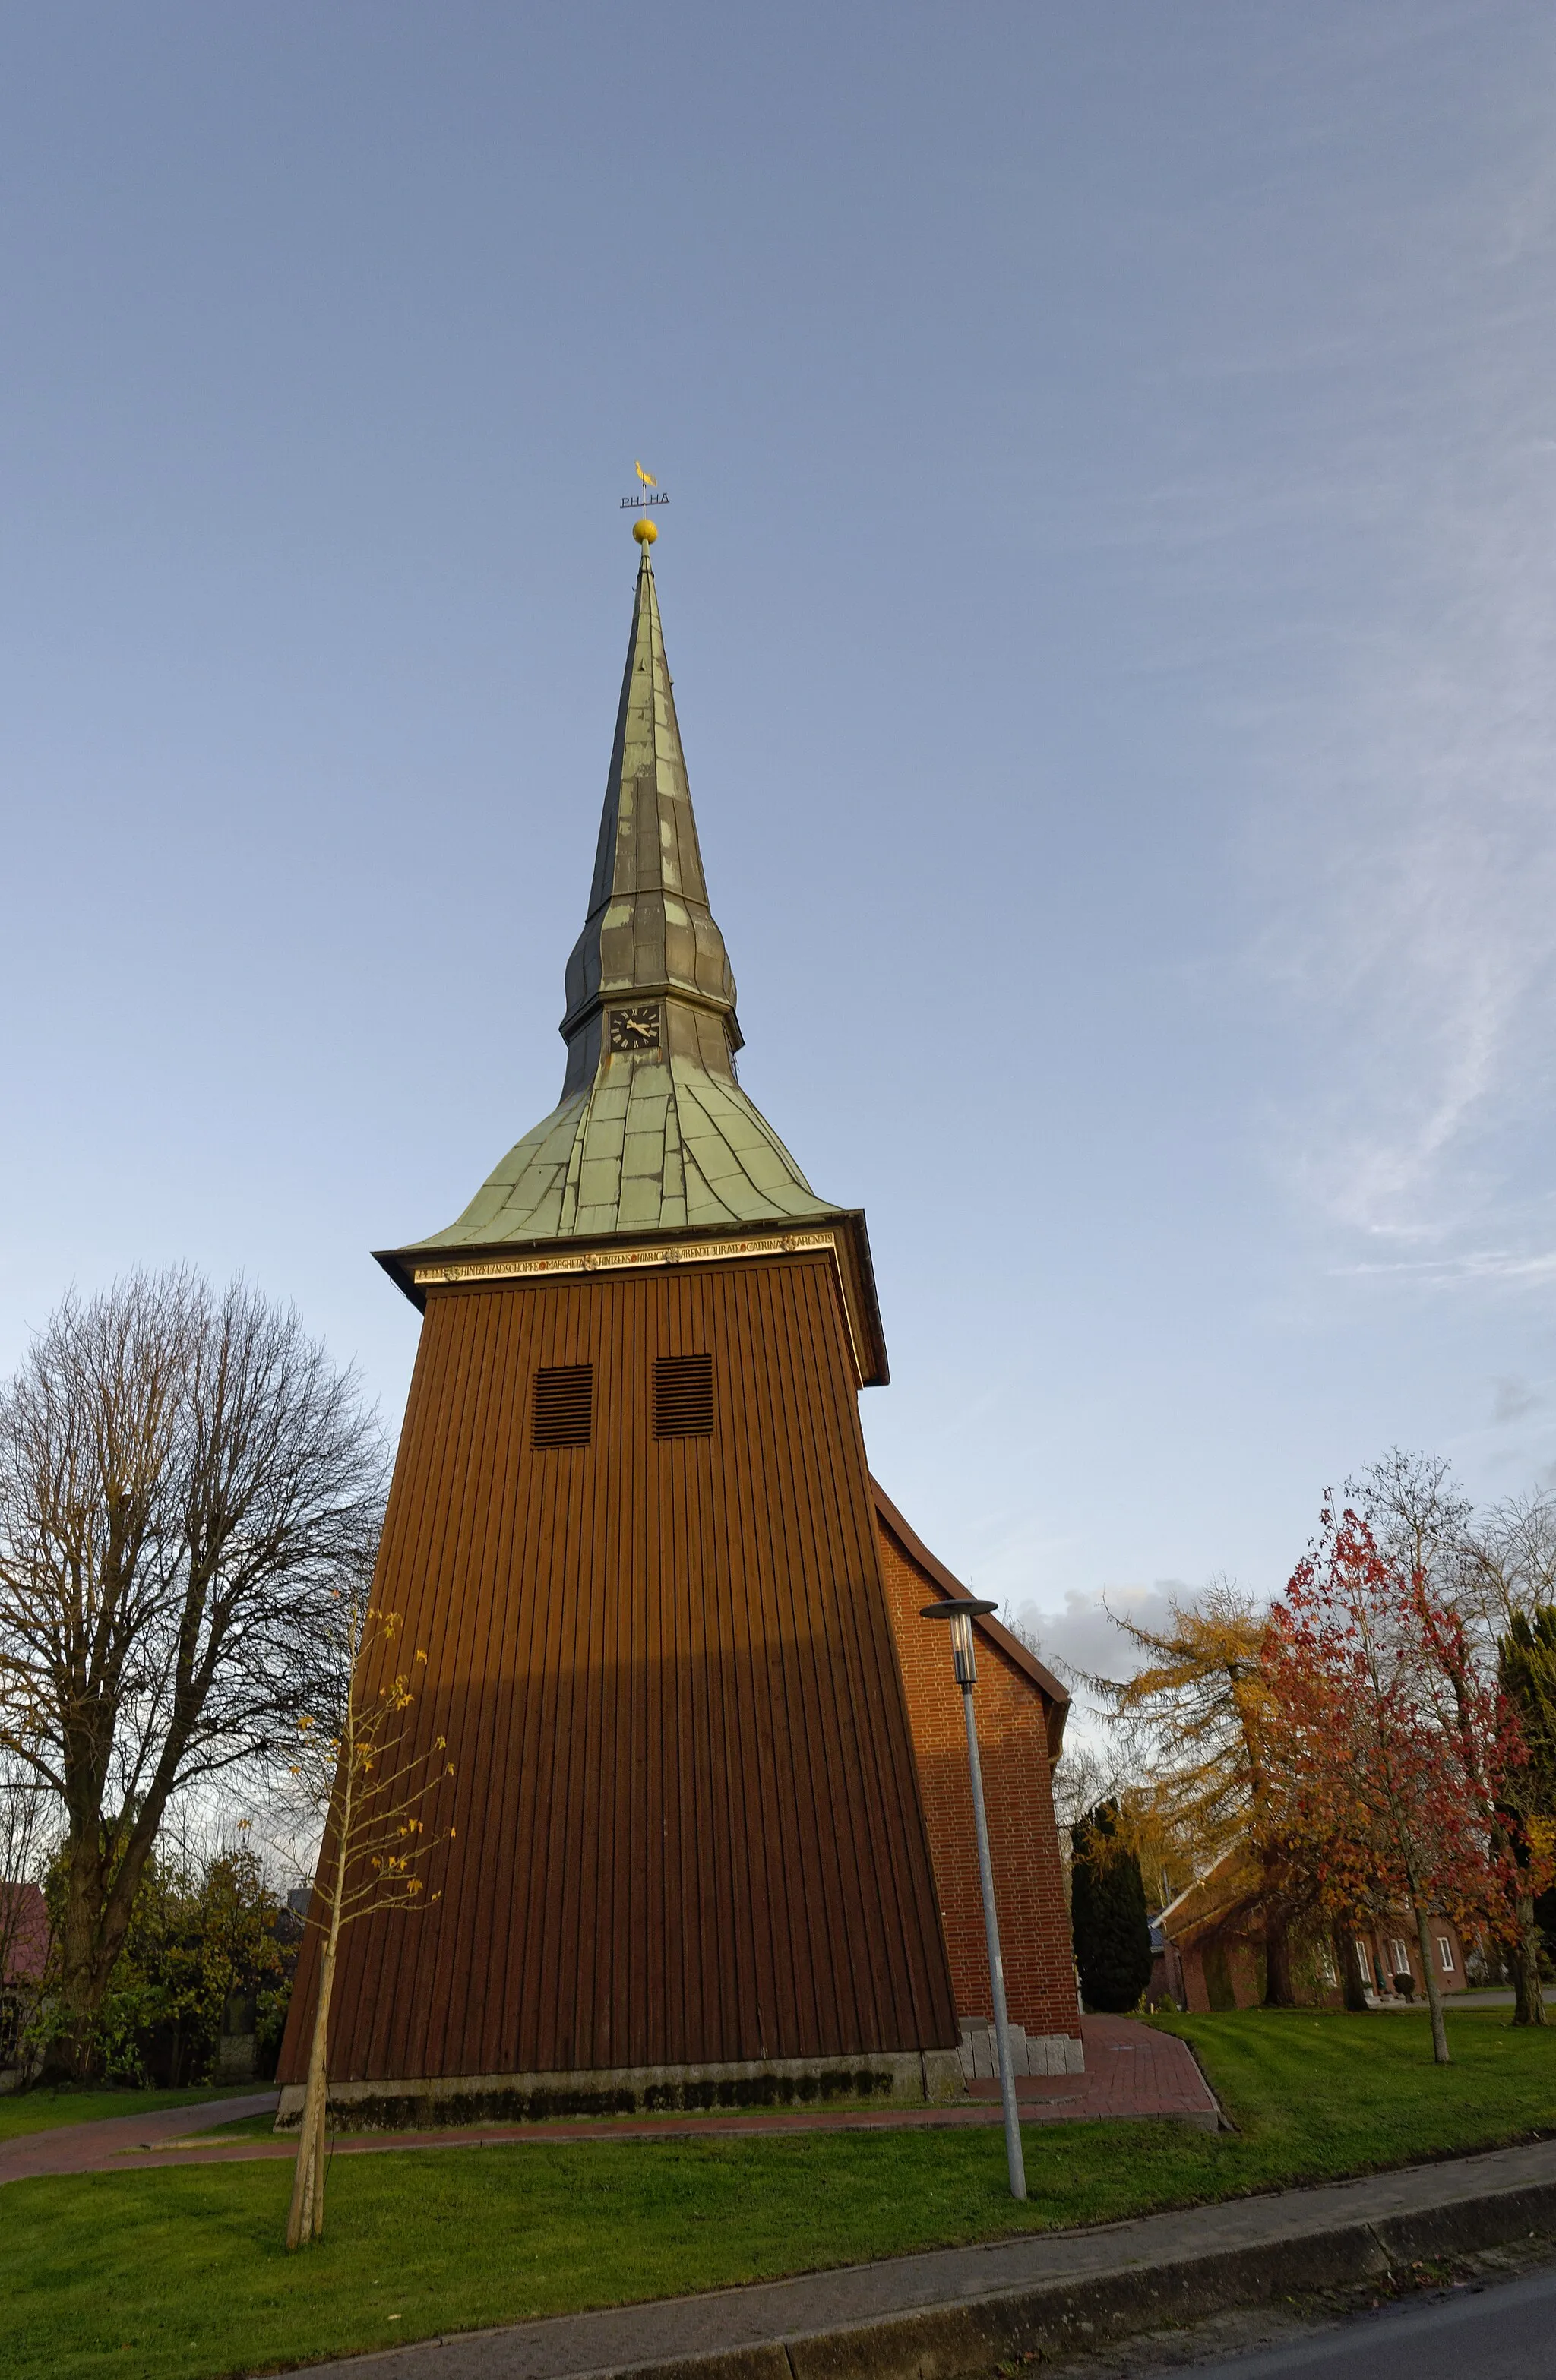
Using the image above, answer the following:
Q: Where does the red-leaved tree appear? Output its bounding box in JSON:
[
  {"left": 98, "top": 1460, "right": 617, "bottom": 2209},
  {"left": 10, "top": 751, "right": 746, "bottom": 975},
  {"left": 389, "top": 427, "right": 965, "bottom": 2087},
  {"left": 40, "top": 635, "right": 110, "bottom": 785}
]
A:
[{"left": 1266, "top": 1499, "right": 1529, "bottom": 2064}]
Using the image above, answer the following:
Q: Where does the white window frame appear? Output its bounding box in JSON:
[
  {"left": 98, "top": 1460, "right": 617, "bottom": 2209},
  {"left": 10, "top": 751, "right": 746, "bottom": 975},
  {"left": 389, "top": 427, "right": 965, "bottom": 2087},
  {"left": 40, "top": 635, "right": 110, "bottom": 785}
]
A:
[
  {"left": 1317, "top": 1942, "right": 1337, "bottom": 1986},
  {"left": 1388, "top": 1938, "right": 1410, "bottom": 1974},
  {"left": 1437, "top": 1935, "right": 1455, "bottom": 1974},
  {"left": 1355, "top": 1939, "right": 1372, "bottom": 1982}
]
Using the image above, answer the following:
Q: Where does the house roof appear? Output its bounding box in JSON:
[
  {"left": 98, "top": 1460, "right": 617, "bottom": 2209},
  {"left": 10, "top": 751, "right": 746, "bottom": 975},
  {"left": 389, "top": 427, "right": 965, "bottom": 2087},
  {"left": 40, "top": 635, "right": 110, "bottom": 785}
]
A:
[
  {"left": 871, "top": 1477, "right": 1071, "bottom": 1761},
  {"left": 1156, "top": 1846, "right": 1265, "bottom": 1948}
]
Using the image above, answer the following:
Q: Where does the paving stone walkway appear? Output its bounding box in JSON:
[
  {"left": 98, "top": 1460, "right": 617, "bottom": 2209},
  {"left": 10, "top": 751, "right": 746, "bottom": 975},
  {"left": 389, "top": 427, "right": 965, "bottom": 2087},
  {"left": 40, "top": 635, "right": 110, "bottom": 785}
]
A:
[
  {"left": 0, "top": 2019, "right": 1218, "bottom": 2187},
  {"left": 966, "top": 2015, "right": 1220, "bottom": 2128}
]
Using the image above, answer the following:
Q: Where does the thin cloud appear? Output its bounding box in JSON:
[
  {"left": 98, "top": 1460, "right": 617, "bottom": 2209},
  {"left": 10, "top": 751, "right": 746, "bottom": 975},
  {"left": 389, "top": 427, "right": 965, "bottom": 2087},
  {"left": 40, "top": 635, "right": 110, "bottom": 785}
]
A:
[
  {"left": 1333, "top": 1249, "right": 1556, "bottom": 1288},
  {"left": 1248, "top": 316, "right": 1556, "bottom": 1262}
]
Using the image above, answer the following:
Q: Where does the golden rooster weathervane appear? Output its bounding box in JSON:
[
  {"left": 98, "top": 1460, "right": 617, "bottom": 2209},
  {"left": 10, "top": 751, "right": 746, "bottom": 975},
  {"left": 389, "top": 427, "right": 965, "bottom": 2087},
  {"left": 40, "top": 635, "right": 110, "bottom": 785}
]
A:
[{"left": 621, "top": 458, "right": 669, "bottom": 546}]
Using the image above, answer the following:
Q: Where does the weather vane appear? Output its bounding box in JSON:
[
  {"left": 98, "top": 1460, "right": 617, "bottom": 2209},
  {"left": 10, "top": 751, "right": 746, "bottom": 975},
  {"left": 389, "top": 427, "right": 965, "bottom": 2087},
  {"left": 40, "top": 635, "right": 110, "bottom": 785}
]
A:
[{"left": 621, "top": 459, "right": 669, "bottom": 546}]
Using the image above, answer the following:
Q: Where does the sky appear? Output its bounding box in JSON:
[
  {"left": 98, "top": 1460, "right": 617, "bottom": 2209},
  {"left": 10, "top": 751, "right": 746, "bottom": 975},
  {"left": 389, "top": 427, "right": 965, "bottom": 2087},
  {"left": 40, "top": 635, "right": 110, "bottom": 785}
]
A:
[{"left": 3, "top": 3, "right": 1556, "bottom": 1712}]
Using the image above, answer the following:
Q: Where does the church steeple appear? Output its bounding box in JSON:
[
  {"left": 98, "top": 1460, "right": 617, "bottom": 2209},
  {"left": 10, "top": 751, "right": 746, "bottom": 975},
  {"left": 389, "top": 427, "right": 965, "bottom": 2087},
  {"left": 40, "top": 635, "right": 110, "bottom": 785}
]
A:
[
  {"left": 399, "top": 545, "right": 837, "bottom": 1253},
  {"left": 559, "top": 546, "right": 742, "bottom": 1068}
]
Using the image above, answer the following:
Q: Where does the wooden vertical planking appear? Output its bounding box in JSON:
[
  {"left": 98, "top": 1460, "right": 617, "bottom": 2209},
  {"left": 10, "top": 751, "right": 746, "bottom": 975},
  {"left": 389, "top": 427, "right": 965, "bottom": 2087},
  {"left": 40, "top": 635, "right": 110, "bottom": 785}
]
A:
[{"left": 279, "top": 1251, "right": 960, "bottom": 2086}]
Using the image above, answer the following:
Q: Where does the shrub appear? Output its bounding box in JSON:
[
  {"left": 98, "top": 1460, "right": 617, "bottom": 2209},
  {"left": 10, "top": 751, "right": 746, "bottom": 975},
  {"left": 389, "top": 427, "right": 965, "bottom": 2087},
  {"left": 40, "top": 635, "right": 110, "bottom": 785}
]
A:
[{"left": 38, "top": 1843, "right": 299, "bottom": 2085}]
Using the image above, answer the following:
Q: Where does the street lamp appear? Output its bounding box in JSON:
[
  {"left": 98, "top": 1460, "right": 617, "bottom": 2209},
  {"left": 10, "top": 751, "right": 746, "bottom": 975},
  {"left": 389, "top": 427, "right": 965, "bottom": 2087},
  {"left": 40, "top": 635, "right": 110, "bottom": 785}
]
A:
[{"left": 920, "top": 1596, "right": 1026, "bottom": 2202}]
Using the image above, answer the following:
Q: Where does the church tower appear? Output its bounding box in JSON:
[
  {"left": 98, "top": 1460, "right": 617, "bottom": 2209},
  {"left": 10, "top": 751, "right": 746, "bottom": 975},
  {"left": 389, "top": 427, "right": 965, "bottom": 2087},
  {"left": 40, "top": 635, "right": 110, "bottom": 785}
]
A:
[{"left": 278, "top": 534, "right": 964, "bottom": 2116}]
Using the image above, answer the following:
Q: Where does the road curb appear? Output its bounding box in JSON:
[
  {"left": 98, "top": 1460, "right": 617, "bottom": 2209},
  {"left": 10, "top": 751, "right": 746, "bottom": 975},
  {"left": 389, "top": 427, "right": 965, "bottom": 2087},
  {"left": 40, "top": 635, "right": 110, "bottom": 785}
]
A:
[{"left": 609, "top": 2179, "right": 1556, "bottom": 2380}]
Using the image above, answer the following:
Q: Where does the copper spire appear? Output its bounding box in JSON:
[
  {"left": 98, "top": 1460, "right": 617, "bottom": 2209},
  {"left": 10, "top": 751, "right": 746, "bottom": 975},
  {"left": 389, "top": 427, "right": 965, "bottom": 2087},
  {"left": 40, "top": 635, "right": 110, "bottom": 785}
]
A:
[
  {"left": 558, "top": 545, "right": 742, "bottom": 1072},
  {"left": 396, "top": 545, "right": 836, "bottom": 1255}
]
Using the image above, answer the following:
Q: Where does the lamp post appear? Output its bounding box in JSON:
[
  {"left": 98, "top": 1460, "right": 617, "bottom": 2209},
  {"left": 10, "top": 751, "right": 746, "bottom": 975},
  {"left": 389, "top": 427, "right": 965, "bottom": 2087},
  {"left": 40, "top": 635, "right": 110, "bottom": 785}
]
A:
[{"left": 920, "top": 1595, "right": 1026, "bottom": 2203}]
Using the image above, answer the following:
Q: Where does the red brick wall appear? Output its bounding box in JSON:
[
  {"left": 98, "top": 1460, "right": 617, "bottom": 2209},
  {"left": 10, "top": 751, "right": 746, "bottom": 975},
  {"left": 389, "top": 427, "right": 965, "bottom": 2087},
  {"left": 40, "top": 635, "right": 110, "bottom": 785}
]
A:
[
  {"left": 877, "top": 1514, "right": 1080, "bottom": 2040},
  {"left": 1354, "top": 1920, "right": 1469, "bottom": 1998}
]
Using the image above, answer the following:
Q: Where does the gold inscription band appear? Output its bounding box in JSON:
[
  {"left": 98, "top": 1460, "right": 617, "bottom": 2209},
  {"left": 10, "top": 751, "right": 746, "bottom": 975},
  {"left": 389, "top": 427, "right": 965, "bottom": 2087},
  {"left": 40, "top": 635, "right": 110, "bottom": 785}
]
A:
[{"left": 411, "top": 1228, "right": 836, "bottom": 1288}]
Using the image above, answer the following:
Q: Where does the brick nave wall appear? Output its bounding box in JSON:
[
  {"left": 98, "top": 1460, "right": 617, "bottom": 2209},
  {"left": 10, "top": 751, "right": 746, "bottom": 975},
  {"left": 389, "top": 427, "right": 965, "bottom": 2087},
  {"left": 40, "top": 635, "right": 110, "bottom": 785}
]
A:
[{"left": 877, "top": 1514, "right": 1081, "bottom": 2041}]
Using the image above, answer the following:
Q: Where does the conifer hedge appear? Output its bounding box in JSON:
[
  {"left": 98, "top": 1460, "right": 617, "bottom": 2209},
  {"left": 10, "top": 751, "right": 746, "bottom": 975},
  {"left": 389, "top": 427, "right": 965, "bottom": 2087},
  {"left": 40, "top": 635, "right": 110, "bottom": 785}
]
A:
[{"left": 1071, "top": 1800, "right": 1153, "bottom": 2013}]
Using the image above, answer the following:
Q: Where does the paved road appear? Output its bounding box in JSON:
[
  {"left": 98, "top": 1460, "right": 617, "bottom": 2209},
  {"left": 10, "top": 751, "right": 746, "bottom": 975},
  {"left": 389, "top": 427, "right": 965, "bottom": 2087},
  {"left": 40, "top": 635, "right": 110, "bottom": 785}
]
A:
[
  {"left": 1170, "top": 2265, "right": 1556, "bottom": 2376},
  {"left": 1370, "top": 1986, "right": 1556, "bottom": 2012}
]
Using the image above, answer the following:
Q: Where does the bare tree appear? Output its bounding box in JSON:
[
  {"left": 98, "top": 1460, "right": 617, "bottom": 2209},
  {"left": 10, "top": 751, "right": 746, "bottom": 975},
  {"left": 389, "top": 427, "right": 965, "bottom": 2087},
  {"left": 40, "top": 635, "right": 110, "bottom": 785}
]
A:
[
  {"left": 1463, "top": 1489, "right": 1556, "bottom": 1636},
  {"left": 0, "top": 1269, "right": 387, "bottom": 2074},
  {"left": 284, "top": 1577, "right": 452, "bottom": 2250},
  {"left": 1051, "top": 1743, "right": 1123, "bottom": 1840},
  {"left": 1350, "top": 1451, "right": 1472, "bottom": 1604}
]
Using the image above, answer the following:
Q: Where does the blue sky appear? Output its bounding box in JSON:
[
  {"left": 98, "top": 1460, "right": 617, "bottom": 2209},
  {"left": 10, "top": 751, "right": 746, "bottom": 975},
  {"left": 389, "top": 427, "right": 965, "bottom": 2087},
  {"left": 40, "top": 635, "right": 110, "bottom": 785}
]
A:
[{"left": 4, "top": 3, "right": 1555, "bottom": 1683}]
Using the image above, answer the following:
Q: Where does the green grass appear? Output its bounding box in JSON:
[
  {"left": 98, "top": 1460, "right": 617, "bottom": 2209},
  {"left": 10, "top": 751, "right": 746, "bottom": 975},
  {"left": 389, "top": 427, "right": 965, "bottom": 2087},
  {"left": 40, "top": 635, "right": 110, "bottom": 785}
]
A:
[
  {"left": 0, "top": 2087, "right": 241, "bottom": 2144},
  {"left": 1155, "top": 2004, "right": 1554, "bottom": 2173},
  {"left": 2, "top": 2009, "right": 1553, "bottom": 2380}
]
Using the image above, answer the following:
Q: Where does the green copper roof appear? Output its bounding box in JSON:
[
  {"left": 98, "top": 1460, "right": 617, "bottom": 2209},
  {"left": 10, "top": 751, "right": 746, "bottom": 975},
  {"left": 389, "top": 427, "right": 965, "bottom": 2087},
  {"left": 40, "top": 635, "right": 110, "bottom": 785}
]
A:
[
  {"left": 561, "top": 547, "right": 740, "bottom": 1048},
  {"left": 406, "top": 549, "right": 839, "bottom": 1250}
]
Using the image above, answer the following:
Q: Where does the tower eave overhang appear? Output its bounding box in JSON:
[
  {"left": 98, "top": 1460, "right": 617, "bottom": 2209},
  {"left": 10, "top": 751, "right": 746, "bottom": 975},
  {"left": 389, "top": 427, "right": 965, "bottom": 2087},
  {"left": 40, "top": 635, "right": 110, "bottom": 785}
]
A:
[{"left": 374, "top": 1207, "right": 890, "bottom": 1388}]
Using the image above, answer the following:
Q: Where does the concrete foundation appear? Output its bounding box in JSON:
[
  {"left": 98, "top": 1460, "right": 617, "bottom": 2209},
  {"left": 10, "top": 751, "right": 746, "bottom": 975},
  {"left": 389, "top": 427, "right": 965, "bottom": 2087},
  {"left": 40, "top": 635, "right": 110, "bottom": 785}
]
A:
[
  {"left": 957, "top": 2019, "right": 1086, "bottom": 2079},
  {"left": 274, "top": 2045, "right": 967, "bottom": 2131}
]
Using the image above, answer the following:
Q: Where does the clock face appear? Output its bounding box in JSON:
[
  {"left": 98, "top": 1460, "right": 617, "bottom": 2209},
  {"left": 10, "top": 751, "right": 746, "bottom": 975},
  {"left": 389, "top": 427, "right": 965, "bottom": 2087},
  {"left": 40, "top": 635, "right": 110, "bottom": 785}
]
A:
[{"left": 609, "top": 1005, "right": 660, "bottom": 1053}]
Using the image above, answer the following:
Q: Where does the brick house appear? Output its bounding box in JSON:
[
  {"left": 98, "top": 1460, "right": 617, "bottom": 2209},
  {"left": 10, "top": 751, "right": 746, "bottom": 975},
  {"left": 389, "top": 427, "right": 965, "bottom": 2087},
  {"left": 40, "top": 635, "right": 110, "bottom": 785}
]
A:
[
  {"left": 1158, "top": 1847, "right": 1468, "bottom": 2011},
  {"left": 0, "top": 1880, "right": 49, "bottom": 2082},
  {"left": 1346, "top": 1916, "right": 1469, "bottom": 2005},
  {"left": 873, "top": 1481, "right": 1083, "bottom": 2063}
]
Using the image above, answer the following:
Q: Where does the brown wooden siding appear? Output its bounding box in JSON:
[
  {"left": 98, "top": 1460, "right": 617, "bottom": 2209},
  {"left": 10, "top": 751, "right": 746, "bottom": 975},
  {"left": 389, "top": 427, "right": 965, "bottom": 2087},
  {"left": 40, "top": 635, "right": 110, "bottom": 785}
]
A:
[{"left": 279, "top": 1250, "right": 958, "bottom": 2083}]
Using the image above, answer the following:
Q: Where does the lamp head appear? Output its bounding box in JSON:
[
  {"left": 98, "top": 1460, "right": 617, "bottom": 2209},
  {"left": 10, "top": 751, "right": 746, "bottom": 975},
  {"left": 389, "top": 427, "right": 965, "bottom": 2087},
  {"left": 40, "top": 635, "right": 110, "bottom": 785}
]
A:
[{"left": 919, "top": 1596, "right": 997, "bottom": 1687}]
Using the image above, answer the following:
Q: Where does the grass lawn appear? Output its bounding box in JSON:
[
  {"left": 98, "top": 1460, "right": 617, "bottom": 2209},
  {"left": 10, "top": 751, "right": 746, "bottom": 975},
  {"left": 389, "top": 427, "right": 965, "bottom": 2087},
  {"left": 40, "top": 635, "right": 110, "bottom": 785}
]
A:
[
  {"left": 0, "top": 2087, "right": 243, "bottom": 2145},
  {"left": 2, "top": 2009, "right": 1553, "bottom": 2380}
]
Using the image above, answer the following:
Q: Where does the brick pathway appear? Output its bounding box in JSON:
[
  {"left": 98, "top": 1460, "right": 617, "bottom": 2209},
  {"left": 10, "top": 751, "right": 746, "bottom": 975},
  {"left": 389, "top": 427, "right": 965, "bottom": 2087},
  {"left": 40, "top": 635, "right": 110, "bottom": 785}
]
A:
[
  {"left": 0, "top": 2019, "right": 1219, "bottom": 2186},
  {"left": 967, "top": 2015, "right": 1220, "bottom": 2127}
]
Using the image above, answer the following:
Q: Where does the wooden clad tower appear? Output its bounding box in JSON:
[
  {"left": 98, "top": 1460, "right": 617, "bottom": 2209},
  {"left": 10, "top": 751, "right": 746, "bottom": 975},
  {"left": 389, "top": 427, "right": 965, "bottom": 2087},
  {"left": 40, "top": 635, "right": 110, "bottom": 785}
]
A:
[{"left": 279, "top": 542, "right": 962, "bottom": 2118}]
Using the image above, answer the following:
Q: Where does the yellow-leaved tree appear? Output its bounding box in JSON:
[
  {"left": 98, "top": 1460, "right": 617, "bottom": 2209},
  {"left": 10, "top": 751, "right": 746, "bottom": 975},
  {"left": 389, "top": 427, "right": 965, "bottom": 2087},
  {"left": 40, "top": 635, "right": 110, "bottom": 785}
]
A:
[
  {"left": 284, "top": 1579, "right": 453, "bottom": 2249},
  {"left": 1080, "top": 1581, "right": 1297, "bottom": 2000}
]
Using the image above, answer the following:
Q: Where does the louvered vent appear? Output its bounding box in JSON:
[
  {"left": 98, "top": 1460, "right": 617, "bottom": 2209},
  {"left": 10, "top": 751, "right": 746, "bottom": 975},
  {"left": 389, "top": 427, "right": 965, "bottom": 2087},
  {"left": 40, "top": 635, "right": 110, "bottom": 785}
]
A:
[
  {"left": 531, "top": 1364, "right": 593, "bottom": 1449},
  {"left": 653, "top": 1354, "right": 714, "bottom": 1440}
]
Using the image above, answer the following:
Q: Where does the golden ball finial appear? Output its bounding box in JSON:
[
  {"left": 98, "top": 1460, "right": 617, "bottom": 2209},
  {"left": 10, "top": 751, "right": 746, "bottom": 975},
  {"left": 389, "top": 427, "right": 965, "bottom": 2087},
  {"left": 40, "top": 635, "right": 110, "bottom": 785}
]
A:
[{"left": 633, "top": 516, "right": 658, "bottom": 546}]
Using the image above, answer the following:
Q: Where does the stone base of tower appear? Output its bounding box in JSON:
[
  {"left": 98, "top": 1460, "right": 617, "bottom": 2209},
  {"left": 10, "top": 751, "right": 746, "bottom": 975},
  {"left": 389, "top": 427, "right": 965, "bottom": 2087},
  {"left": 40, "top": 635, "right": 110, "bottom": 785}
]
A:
[{"left": 275, "top": 2047, "right": 966, "bottom": 2132}]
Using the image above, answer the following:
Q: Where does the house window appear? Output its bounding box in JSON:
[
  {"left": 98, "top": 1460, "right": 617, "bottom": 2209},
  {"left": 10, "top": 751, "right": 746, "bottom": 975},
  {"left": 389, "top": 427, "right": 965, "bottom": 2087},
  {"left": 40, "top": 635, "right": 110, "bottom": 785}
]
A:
[
  {"left": 1388, "top": 1938, "right": 1410, "bottom": 1976},
  {"left": 1437, "top": 1936, "right": 1456, "bottom": 1974},
  {"left": 531, "top": 1364, "right": 593, "bottom": 1449},
  {"left": 1317, "top": 1942, "right": 1337, "bottom": 1987},
  {"left": 1355, "top": 1939, "right": 1371, "bottom": 1983}
]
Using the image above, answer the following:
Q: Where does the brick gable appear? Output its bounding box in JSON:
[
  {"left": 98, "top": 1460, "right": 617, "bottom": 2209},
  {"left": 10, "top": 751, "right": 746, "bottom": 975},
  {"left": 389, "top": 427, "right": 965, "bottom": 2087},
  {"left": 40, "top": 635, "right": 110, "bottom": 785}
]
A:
[{"left": 874, "top": 1484, "right": 1081, "bottom": 2041}]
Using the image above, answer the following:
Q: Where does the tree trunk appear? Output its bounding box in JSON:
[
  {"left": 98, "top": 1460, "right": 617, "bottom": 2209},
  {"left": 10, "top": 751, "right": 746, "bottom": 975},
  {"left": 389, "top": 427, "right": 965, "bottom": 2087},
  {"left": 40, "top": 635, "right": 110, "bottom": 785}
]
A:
[
  {"left": 1262, "top": 1909, "right": 1296, "bottom": 2006},
  {"left": 1510, "top": 1894, "right": 1549, "bottom": 2027},
  {"left": 1334, "top": 1923, "right": 1368, "bottom": 2012},
  {"left": 1411, "top": 1898, "right": 1450, "bottom": 2064},
  {"left": 285, "top": 1922, "right": 338, "bottom": 2250},
  {"left": 52, "top": 1788, "right": 175, "bottom": 2077}
]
